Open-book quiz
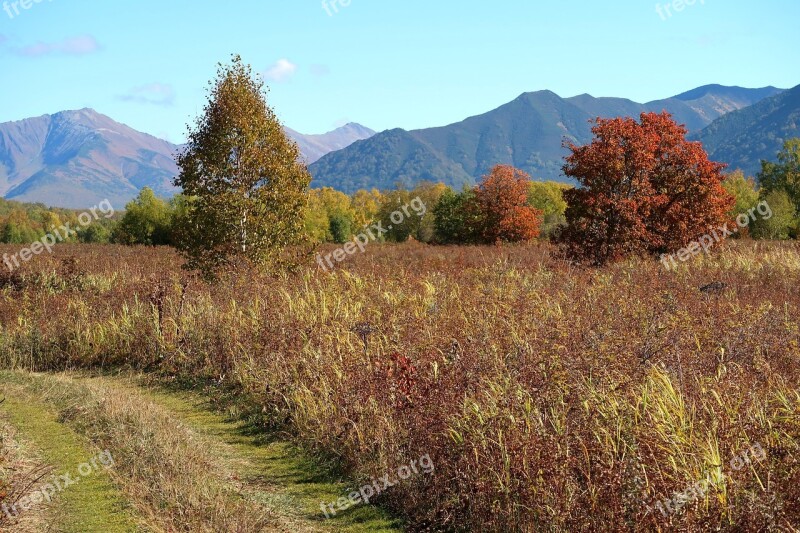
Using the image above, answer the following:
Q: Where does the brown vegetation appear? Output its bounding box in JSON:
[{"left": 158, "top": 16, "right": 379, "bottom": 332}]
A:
[{"left": 0, "top": 242, "right": 798, "bottom": 531}]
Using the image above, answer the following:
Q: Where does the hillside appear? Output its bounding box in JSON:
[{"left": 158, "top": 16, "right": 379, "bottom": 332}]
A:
[
  {"left": 310, "top": 85, "right": 785, "bottom": 193},
  {"left": 695, "top": 84, "right": 800, "bottom": 176},
  {"left": 286, "top": 123, "right": 376, "bottom": 164},
  {"left": 0, "top": 110, "right": 373, "bottom": 208},
  {"left": 0, "top": 109, "right": 179, "bottom": 209},
  {"left": 0, "top": 85, "right": 792, "bottom": 207}
]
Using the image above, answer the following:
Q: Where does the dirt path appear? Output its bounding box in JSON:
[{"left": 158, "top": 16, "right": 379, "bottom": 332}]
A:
[{"left": 0, "top": 371, "right": 402, "bottom": 533}]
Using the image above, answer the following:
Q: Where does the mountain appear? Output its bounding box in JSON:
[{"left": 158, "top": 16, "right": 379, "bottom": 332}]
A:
[
  {"left": 285, "top": 123, "right": 376, "bottom": 164},
  {"left": 310, "top": 85, "right": 785, "bottom": 193},
  {"left": 695, "top": 84, "right": 800, "bottom": 176},
  {"left": 0, "top": 109, "right": 180, "bottom": 209},
  {"left": 567, "top": 85, "right": 783, "bottom": 132},
  {"left": 1, "top": 84, "right": 791, "bottom": 208},
  {"left": 0, "top": 110, "right": 373, "bottom": 208}
]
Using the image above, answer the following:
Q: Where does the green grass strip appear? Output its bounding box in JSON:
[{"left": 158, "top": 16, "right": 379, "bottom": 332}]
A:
[
  {"left": 121, "top": 377, "right": 403, "bottom": 533},
  {"left": 0, "top": 393, "right": 140, "bottom": 533}
]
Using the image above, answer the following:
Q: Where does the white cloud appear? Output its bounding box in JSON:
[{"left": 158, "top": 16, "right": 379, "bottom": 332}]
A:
[
  {"left": 18, "top": 35, "right": 101, "bottom": 57},
  {"left": 262, "top": 59, "right": 297, "bottom": 83},
  {"left": 117, "top": 83, "right": 176, "bottom": 106}
]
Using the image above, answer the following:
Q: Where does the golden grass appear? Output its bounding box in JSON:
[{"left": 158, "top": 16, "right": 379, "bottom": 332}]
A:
[{"left": 0, "top": 241, "right": 798, "bottom": 531}]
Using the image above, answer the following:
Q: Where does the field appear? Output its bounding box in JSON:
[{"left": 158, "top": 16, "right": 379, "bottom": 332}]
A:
[{"left": 0, "top": 241, "right": 798, "bottom": 532}]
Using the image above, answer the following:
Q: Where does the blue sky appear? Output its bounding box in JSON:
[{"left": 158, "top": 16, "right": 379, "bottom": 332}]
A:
[{"left": 1, "top": 0, "right": 798, "bottom": 142}]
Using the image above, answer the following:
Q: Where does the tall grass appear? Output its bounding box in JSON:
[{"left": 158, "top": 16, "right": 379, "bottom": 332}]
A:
[{"left": 0, "top": 242, "right": 798, "bottom": 531}]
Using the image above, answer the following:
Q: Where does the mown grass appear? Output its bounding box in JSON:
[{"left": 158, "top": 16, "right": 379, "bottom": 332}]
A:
[
  {"left": 0, "top": 241, "right": 798, "bottom": 531},
  {"left": 0, "top": 390, "right": 140, "bottom": 532},
  {"left": 108, "top": 374, "right": 402, "bottom": 532},
  {"left": 0, "top": 414, "right": 56, "bottom": 532},
  {"left": 1, "top": 370, "right": 402, "bottom": 532},
  {"left": 0, "top": 371, "right": 272, "bottom": 532}
]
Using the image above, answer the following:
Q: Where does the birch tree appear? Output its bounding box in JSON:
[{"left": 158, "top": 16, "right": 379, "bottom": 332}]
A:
[{"left": 175, "top": 55, "right": 310, "bottom": 277}]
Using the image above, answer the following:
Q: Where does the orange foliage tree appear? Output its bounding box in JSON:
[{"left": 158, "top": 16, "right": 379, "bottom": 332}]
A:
[
  {"left": 559, "top": 112, "right": 734, "bottom": 265},
  {"left": 473, "top": 165, "right": 542, "bottom": 243}
]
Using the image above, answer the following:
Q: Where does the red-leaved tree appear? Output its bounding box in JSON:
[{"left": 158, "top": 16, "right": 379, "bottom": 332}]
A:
[
  {"left": 472, "top": 165, "right": 542, "bottom": 243},
  {"left": 559, "top": 112, "right": 734, "bottom": 265}
]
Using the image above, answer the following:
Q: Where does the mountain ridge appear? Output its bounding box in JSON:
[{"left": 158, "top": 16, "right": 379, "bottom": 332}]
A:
[
  {"left": 285, "top": 122, "right": 376, "bottom": 164},
  {"left": 1, "top": 84, "right": 793, "bottom": 208},
  {"left": 310, "top": 85, "right": 787, "bottom": 193},
  {"left": 695, "top": 84, "right": 800, "bottom": 176},
  {"left": 0, "top": 110, "right": 374, "bottom": 208}
]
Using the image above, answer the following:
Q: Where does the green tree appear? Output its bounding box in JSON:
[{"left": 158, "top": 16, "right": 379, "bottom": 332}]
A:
[
  {"left": 0, "top": 211, "right": 41, "bottom": 243},
  {"left": 410, "top": 182, "right": 447, "bottom": 243},
  {"left": 377, "top": 190, "right": 414, "bottom": 242},
  {"left": 751, "top": 190, "right": 797, "bottom": 240},
  {"left": 758, "top": 139, "right": 800, "bottom": 214},
  {"left": 328, "top": 213, "right": 353, "bottom": 243},
  {"left": 318, "top": 188, "right": 355, "bottom": 242},
  {"left": 374, "top": 184, "right": 441, "bottom": 243},
  {"left": 174, "top": 55, "right": 310, "bottom": 277},
  {"left": 433, "top": 188, "right": 479, "bottom": 244},
  {"left": 112, "top": 187, "right": 173, "bottom": 245},
  {"left": 723, "top": 171, "right": 760, "bottom": 216},
  {"left": 77, "top": 222, "right": 113, "bottom": 243},
  {"left": 528, "top": 181, "right": 570, "bottom": 238},
  {"left": 303, "top": 188, "right": 357, "bottom": 244},
  {"left": 722, "top": 171, "right": 759, "bottom": 237}
]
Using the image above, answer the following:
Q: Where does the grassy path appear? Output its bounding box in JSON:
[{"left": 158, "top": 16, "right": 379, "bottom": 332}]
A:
[
  {"left": 102, "top": 375, "right": 403, "bottom": 533},
  {"left": 0, "top": 394, "right": 141, "bottom": 532},
  {"left": 0, "top": 371, "right": 402, "bottom": 532}
]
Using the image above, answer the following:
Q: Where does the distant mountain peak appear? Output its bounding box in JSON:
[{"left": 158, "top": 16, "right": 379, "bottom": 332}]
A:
[
  {"left": 285, "top": 122, "right": 376, "bottom": 164},
  {"left": 310, "top": 84, "right": 793, "bottom": 194},
  {"left": 517, "top": 89, "right": 560, "bottom": 100},
  {"left": 55, "top": 107, "right": 103, "bottom": 122},
  {"left": 674, "top": 84, "right": 784, "bottom": 101},
  {"left": 0, "top": 110, "right": 180, "bottom": 208}
]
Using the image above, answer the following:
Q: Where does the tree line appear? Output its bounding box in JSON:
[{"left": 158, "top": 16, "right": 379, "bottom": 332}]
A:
[
  {"left": 95, "top": 135, "right": 800, "bottom": 254},
  {"left": 2, "top": 141, "right": 794, "bottom": 254}
]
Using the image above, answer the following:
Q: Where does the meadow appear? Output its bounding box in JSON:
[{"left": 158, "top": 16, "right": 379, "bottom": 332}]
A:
[{"left": 0, "top": 241, "right": 798, "bottom": 532}]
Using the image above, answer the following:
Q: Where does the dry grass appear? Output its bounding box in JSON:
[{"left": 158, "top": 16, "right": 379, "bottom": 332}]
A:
[
  {"left": 1, "top": 371, "right": 272, "bottom": 532},
  {"left": 0, "top": 241, "right": 799, "bottom": 531},
  {"left": 0, "top": 418, "right": 52, "bottom": 533}
]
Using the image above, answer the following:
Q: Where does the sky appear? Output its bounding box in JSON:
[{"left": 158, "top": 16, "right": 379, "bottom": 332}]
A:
[{"left": 1, "top": 0, "right": 799, "bottom": 142}]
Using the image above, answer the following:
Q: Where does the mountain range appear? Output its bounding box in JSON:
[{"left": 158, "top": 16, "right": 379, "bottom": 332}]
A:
[
  {"left": 309, "top": 85, "right": 788, "bottom": 193},
  {"left": 0, "top": 109, "right": 179, "bottom": 209},
  {"left": 0, "top": 113, "right": 375, "bottom": 208},
  {"left": 1, "top": 83, "right": 798, "bottom": 208},
  {"left": 694, "top": 84, "right": 800, "bottom": 176},
  {"left": 286, "top": 123, "right": 376, "bottom": 164}
]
